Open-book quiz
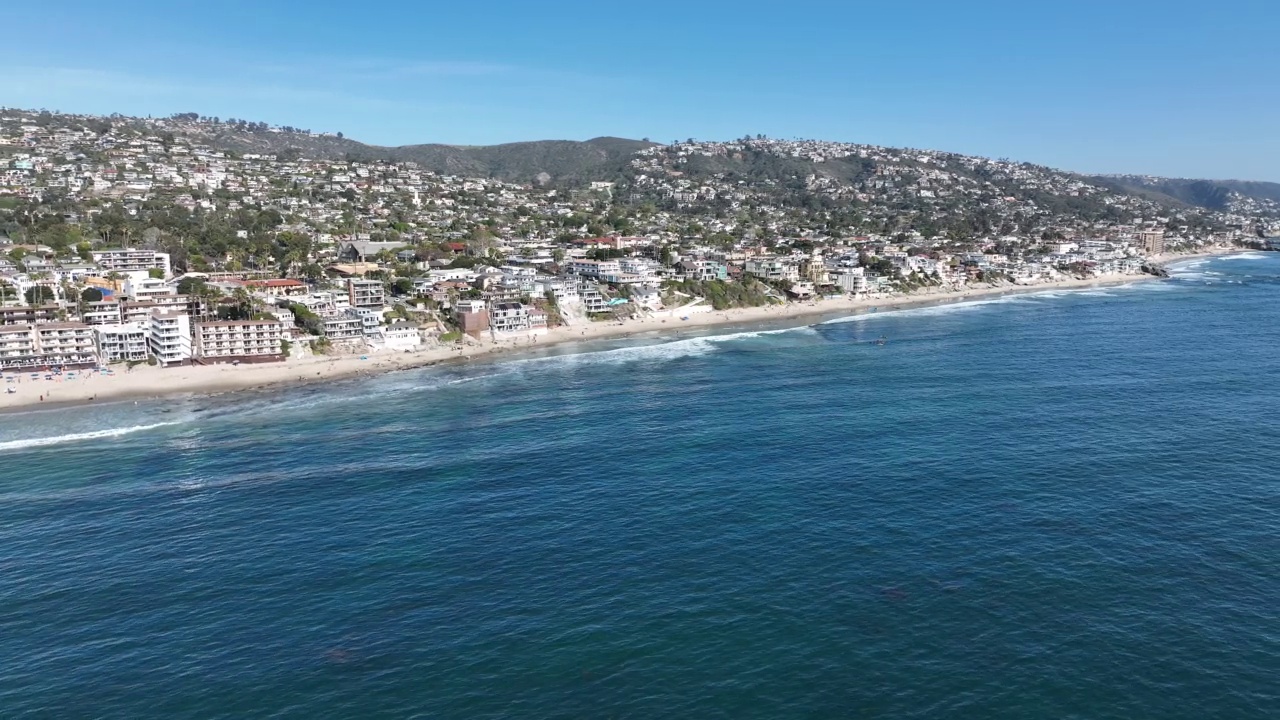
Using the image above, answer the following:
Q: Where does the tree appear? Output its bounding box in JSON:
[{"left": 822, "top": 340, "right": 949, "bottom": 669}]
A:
[
  {"left": 148, "top": 268, "right": 165, "bottom": 279},
  {"left": 177, "top": 276, "right": 210, "bottom": 296},
  {"left": 218, "top": 287, "right": 256, "bottom": 321},
  {"left": 81, "top": 287, "right": 105, "bottom": 302},
  {"left": 25, "top": 286, "right": 56, "bottom": 305}
]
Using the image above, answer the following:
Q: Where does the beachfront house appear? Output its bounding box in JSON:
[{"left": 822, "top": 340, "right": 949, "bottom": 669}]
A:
[
  {"left": 371, "top": 321, "right": 422, "bottom": 350},
  {"left": 455, "top": 300, "right": 489, "bottom": 338}
]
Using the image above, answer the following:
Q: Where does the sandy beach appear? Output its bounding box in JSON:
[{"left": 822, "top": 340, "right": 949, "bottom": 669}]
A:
[{"left": 0, "top": 247, "right": 1240, "bottom": 412}]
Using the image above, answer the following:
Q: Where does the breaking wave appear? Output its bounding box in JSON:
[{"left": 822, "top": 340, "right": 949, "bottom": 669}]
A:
[{"left": 0, "top": 422, "right": 180, "bottom": 452}]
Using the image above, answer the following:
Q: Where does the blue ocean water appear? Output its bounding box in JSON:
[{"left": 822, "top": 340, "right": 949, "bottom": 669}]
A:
[{"left": 1, "top": 253, "right": 1278, "bottom": 718}]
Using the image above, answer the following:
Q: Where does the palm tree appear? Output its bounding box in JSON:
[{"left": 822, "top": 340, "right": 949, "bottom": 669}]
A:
[{"left": 230, "top": 287, "right": 255, "bottom": 320}]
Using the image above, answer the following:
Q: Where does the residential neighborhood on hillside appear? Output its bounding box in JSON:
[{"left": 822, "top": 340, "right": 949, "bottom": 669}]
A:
[{"left": 0, "top": 107, "right": 1273, "bottom": 373}]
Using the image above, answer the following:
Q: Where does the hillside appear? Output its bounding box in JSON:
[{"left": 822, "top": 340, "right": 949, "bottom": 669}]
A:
[
  {"left": 13, "top": 109, "right": 1277, "bottom": 217},
  {"left": 1091, "top": 175, "right": 1280, "bottom": 215},
  {"left": 172, "top": 121, "right": 653, "bottom": 184},
  {"left": 373, "top": 137, "right": 655, "bottom": 184}
]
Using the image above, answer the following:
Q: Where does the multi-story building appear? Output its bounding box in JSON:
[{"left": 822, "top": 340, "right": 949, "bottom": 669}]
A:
[
  {"left": 91, "top": 249, "right": 172, "bottom": 277},
  {"left": 346, "top": 307, "right": 382, "bottom": 336},
  {"left": 124, "top": 277, "right": 177, "bottom": 301},
  {"left": 745, "top": 257, "right": 800, "bottom": 283},
  {"left": 94, "top": 322, "right": 149, "bottom": 363},
  {"left": 372, "top": 321, "right": 422, "bottom": 350},
  {"left": 0, "top": 325, "right": 35, "bottom": 370},
  {"left": 121, "top": 295, "right": 198, "bottom": 323},
  {"left": 830, "top": 267, "right": 869, "bottom": 294},
  {"left": 347, "top": 278, "right": 385, "bottom": 309},
  {"left": 321, "top": 314, "right": 364, "bottom": 341},
  {"left": 0, "top": 305, "right": 60, "bottom": 326},
  {"left": 83, "top": 300, "right": 123, "bottom": 325},
  {"left": 579, "top": 282, "right": 609, "bottom": 313},
  {"left": 147, "top": 311, "right": 192, "bottom": 366},
  {"left": 489, "top": 302, "right": 531, "bottom": 333},
  {"left": 195, "top": 319, "right": 284, "bottom": 361},
  {"left": 527, "top": 308, "right": 548, "bottom": 331},
  {"left": 1139, "top": 230, "right": 1166, "bottom": 255},
  {"left": 0, "top": 322, "right": 99, "bottom": 371},
  {"left": 569, "top": 259, "right": 622, "bottom": 279},
  {"left": 618, "top": 257, "right": 661, "bottom": 279},
  {"left": 679, "top": 259, "right": 729, "bottom": 281},
  {"left": 533, "top": 277, "right": 580, "bottom": 306},
  {"left": 455, "top": 299, "right": 489, "bottom": 338}
]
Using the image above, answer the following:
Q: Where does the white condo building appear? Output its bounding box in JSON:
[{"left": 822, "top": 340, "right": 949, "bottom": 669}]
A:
[
  {"left": 95, "top": 322, "right": 150, "bottom": 363},
  {"left": 147, "top": 311, "right": 192, "bottom": 366},
  {"left": 92, "top": 250, "right": 173, "bottom": 277}
]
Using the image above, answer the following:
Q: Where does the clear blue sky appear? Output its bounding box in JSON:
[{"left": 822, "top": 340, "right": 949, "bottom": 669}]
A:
[{"left": 5, "top": 0, "right": 1279, "bottom": 180}]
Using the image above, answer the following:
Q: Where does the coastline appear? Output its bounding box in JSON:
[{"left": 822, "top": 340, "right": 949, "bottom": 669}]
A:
[{"left": 0, "top": 247, "right": 1243, "bottom": 413}]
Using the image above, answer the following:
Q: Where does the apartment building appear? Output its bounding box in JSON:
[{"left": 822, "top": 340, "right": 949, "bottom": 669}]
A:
[
  {"left": 0, "top": 322, "right": 99, "bottom": 371},
  {"left": 83, "top": 300, "right": 123, "bottom": 325},
  {"left": 0, "top": 305, "right": 60, "bottom": 326},
  {"left": 347, "top": 278, "right": 385, "bottom": 309},
  {"left": 0, "top": 325, "right": 33, "bottom": 370},
  {"left": 121, "top": 295, "right": 200, "bottom": 323},
  {"left": 1139, "top": 230, "right": 1165, "bottom": 255},
  {"left": 95, "top": 322, "right": 149, "bottom": 363},
  {"left": 91, "top": 249, "right": 172, "bottom": 277},
  {"left": 147, "top": 311, "right": 192, "bottom": 366},
  {"left": 195, "top": 319, "right": 284, "bottom": 361}
]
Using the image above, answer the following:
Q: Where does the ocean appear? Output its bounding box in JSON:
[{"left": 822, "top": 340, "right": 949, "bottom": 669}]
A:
[{"left": 1, "top": 253, "right": 1277, "bottom": 718}]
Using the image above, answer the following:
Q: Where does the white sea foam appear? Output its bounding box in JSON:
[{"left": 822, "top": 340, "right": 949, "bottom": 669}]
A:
[
  {"left": 1216, "top": 252, "right": 1268, "bottom": 261},
  {"left": 501, "top": 325, "right": 812, "bottom": 370},
  {"left": 404, "top": 373, "right": 505, "bottom": 393},
  {"left": 513, "top": 337, "right": 718, "bottom": 368},
  {"left": 0, "top": 422, "right": 180, "bottom": 452},
  {"left": 819, "top": 295, "right": 1036, "bottom": 324}
]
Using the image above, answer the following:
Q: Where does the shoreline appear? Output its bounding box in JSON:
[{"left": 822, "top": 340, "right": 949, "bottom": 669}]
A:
[{"left": 0, "top": 247, "right": 1244, "bottom": 413}]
